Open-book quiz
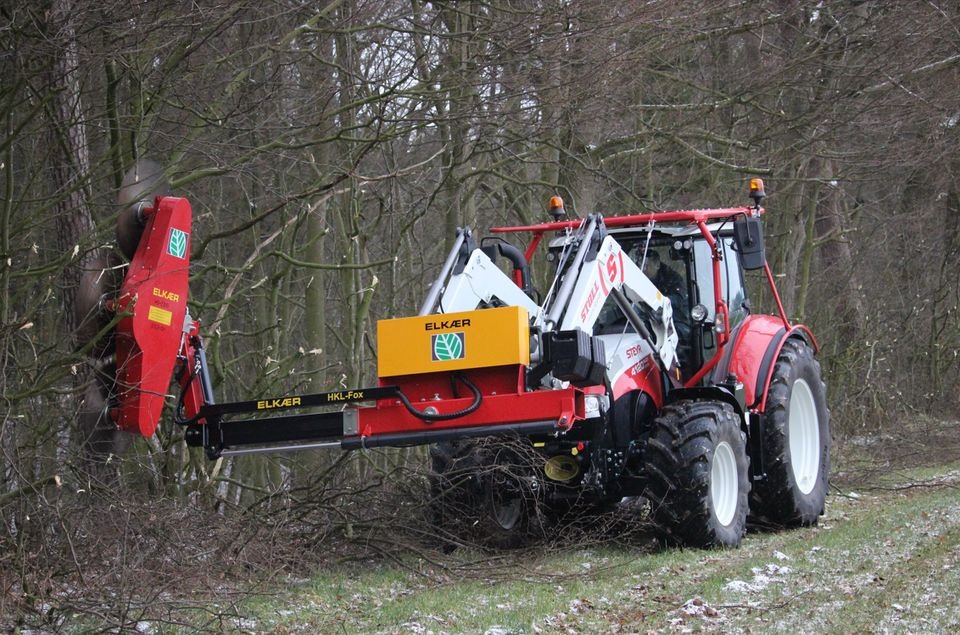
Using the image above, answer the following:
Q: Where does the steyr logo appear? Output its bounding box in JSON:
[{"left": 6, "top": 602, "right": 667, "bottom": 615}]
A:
[
  {"left": 168, "top": 228, "right": 188, "bottom": 259},
  {"left": 431, "top": 332, "right": 465, "bottom": 361}
]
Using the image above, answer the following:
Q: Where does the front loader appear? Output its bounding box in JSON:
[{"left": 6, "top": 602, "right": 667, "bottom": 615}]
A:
[{"left": 84, "top": 170, "right": 830, "bottom": 549}]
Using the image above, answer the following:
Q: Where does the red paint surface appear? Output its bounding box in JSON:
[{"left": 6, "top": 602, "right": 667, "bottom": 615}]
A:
[{"left": 113, "top": 197, "right": 192, "bottom": 436}]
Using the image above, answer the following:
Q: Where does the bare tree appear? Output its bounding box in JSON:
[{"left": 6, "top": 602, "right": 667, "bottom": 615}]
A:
[{"left": 0, "top": 0, "right": 957, "bottom": 503}]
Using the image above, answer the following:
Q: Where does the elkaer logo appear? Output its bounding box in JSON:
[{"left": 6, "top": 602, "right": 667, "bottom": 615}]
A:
[
  {"left": 168, "top": 228, "right": 188, "bottom": 259},
  {"left": 431, "top": 332, "right": 465, "bottom": 361}
]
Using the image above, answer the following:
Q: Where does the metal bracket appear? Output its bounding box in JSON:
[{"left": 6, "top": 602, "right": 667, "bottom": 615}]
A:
[{"left": 343, "top": 408, "right": 359, "bottom": 436}]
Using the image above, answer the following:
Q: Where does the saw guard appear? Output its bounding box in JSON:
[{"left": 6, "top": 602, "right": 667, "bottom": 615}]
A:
[{"left": 112, "top": 196, "right": 192, "bottom": 436}]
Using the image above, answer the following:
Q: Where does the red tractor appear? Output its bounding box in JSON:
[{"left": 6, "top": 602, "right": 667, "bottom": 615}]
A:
[{"left": 85, "top": 169, "right": 829, "bottom": 548}]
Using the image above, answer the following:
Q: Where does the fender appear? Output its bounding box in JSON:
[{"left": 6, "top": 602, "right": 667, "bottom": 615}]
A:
[
  {"left": 666, "top": 384, "right": 761, "bottom": 480},
  {"left": 666, "top": 385, "right": 744, "bottom": 422},
  {"left": 715, "top": 314, "right": 817, "bottom": 411},
  {"left": 610, "top": 352, "right": 664, "bottom": 409}
]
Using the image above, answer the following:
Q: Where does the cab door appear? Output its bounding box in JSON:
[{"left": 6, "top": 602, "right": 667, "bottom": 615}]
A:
[{"left": 689, "top": 234, "right": 749, "bottom": 375}]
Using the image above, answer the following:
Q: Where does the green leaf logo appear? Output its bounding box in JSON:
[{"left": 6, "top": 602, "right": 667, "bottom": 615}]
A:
[
  {"left": 168, "top": 228, "right": 188, "bottom": 259},
  {"left": 432, "top": 332, "right": 465, "bottom": 361}
]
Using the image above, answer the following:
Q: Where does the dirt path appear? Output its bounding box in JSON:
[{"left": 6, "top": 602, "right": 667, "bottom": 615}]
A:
[{"left": 633, "top": 470, "right": 960, "bottom": 633}]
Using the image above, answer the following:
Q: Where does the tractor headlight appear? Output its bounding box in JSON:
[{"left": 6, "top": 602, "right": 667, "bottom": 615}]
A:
[{"left": 691, "top": 303, "right": 709, "bottom": 323}]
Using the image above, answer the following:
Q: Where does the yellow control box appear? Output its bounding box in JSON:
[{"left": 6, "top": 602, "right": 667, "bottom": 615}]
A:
[{"left": 377, "top": 306, "right": 530, "bottom": 377}]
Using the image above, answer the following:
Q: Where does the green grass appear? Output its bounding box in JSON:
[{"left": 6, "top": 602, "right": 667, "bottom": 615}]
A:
[
  {"left": 47, "top": 461, "right": 960, "bottom": 634},
  {"left": 221, "top": 479, "right": 960, "bottom": 635}
]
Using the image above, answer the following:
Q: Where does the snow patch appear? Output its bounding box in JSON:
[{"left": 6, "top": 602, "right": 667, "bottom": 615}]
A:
[
  {"left": 681, "top": 597, "right": 719, "bottom": 618},
  {"left": 724, "top": 563, "right": 793, "bottom": 593},
  {"left": 670, "top": 597, "right": 724, "bottom": 631}
]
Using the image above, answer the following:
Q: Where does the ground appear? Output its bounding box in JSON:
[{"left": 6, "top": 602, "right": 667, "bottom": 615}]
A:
[{"left": 3, "top": 417, "right": 959, "bottom": 634}]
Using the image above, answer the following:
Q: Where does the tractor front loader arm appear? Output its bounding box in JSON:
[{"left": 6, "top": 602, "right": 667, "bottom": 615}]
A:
[{"left": 553, "top": 229, "right": 679, "bottom": 373}]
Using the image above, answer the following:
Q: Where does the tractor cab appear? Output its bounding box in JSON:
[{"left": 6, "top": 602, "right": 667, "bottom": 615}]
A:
[{"left": 599, "top": 223, "right": 750, "bottom": 381}]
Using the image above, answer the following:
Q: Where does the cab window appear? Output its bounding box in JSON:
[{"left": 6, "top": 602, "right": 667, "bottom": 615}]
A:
[{"left": 691, "top": 236, "right": 748, "bottom": 328}]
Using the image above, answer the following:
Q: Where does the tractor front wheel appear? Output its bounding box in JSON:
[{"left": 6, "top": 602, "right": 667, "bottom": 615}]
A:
[
  {"left": 752, "top": 338, "right": 830, "bottom": 527},
  {"left": 644, "top": 400, "right": 749, "bottom": 548},
  {"left": 429, "top": 439, "right": 537, "bottom": 549}
]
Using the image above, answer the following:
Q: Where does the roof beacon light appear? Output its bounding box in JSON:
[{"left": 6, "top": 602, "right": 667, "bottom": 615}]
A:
[
  {"left": 749, "top": 179, "right": 765, "bottom": 214},
  {"left": 548, "top": 196, "right": 566, "bottom": 222}
]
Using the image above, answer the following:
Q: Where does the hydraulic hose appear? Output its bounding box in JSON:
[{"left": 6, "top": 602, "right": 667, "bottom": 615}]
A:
[
  {"left": 174, "top": 370, "right": 200, "bottom": 426},
  {"left": 395, "top": 372, "right": 483, "bottom": 422},
  {"left": 175, "top": 371, "right": 483, "bottom": 426}
]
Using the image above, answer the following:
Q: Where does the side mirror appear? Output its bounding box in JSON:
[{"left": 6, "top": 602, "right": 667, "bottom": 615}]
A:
[{"left": 733, "top": 216, "right": 766, "bottom": 270}]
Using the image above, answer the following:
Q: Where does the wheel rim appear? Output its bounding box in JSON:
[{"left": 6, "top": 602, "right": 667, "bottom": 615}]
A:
[
  {"left": 788, "top": 378, "right": 820, "bottom": 495},
  {"left": 711, "top": 441, "right": 739, "bottom": 527},
  {"left": 490, "top": 491, "right": 522, "bottom": 530}
]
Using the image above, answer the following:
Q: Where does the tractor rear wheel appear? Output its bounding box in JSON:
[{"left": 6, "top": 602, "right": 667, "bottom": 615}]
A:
[
  {"left": 752, "top": 338, "right": 830, "bottom": 526},
  {"left": 644, "top": 400, "right": 749, "bottom": 548}
]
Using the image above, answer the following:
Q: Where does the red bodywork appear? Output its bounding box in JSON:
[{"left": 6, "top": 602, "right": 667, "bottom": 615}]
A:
[
  {"left": 720, "top": 316, "right": 818, "bottom": 411},
  {"left": 611, "top": 351, "right": 664, "bottom": 406},
  {"left": 112, "top": 197, "right": 193, "bottom": 436},
  {"left": 357, "top": 366, "right": 584, "bottom": 440}
]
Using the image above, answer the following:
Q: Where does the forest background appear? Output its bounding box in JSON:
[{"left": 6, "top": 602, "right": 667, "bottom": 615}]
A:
[{"left": 1, "top": 0, "right": 959, "bottom": 627}]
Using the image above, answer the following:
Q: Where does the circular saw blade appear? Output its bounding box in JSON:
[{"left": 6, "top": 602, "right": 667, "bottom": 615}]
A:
[
  {"left": 75, "top": 250, "right": 124, "bottom": 356},
  {"left": 116, "top": 159, "right": 169, "bottom": 259}
]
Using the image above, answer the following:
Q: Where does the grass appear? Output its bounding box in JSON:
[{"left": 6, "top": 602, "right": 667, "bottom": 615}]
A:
[
  {"left": 46, "top": 474, "right": 960, "bottom": 634},
  {"left": 217, "top": 472, "right": 960, "bottom": 635},
  {"left": 38, "top": 431, "right": 960, "bottom": 634}
]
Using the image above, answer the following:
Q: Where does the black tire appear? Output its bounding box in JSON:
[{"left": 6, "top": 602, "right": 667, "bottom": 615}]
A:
[
  {"left": 644, "top": 400, "right": 750, "bottom": 548},
  {"left": 429, "top": 439, "right": 537, "bottom": 549},
  {"left": 428, "top": 441, "right": 473, "bottom": 551},
  {"left": 751, "top": 338, "right": 830, "bottom": 527}
]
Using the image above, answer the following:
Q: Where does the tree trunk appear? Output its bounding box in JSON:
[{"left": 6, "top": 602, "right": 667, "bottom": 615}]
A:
[{"left": 49, "top": 0, "right": 129, "bottom": 476}]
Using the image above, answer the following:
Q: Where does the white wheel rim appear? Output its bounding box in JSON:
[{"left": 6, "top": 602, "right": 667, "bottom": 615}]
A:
[
  {"left": 711, "top": 441, "right": 739, "bottom": 527},
  {"left": 789, "top": 378, "right": 820, "bottom": 495}
]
